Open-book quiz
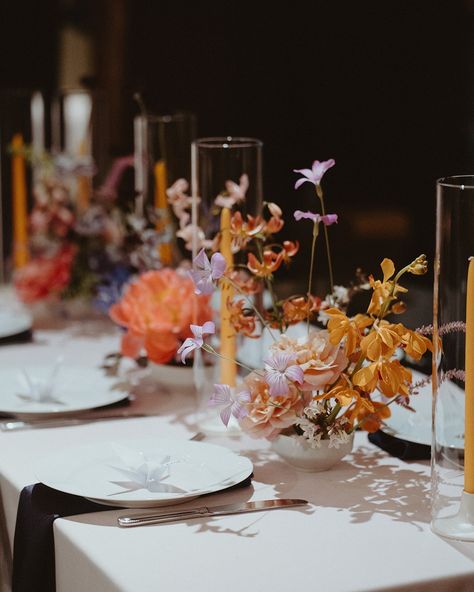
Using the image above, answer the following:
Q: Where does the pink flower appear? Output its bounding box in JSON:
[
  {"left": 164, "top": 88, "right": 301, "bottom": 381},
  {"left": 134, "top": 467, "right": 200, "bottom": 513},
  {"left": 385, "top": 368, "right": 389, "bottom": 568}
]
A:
[
  {"left": 214, "top": 174, "right": 249, "bottom": 208},
  {"left": 264, "top": 352, "right": 304, "bottom": 397},
  {"left": 177, "top": 321, "right": 215, "bottom": 363},
  {"left": 14, "top": 245, "right": 76, "bottom": 303},
  {"left": 208, "top": 384, "right": 250, "bottom": 426},
  {"left": 189, "top": 249, "right": 226, "bottom": 294},
  {"left": 294, "top": 211, "right": 338, "bottom": 225},
  {"left": 294, "top": 159, "right": 335, "bottom": 189}
]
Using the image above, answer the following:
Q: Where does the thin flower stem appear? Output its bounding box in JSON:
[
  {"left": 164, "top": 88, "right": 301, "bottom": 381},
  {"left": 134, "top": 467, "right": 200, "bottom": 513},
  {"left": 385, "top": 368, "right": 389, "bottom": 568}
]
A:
[
  {"left": 306, "top": 222, "right": 319, "bottom": 334},
  {"left": 224, "top": 277, "right": 278, "bottom": 342},
  {"left": 326, "top": 402, "right": 341, "bottom": 425},
  {"left": 255, "top": 239, "right": 280, "bottom": 325},
  {"left": 202, "top": 344, "right": 264, "bottom": 377},
  {"left": 316, "top": 185, "right": 334, "bottom": 294}
]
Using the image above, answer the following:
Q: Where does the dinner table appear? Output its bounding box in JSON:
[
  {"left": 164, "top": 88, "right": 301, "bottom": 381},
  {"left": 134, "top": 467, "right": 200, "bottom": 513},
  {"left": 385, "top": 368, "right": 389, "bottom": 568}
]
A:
[{"left": 1, "top": 318, "right": 474, "bottom": 592}]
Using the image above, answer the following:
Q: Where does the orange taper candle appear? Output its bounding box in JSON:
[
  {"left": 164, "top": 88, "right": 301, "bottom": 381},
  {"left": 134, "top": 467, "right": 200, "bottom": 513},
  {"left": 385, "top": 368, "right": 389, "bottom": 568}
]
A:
[
  {"left": 219, "top": 207, "right": 236, "bottom": 386},
  {"left": 465, "top": 257, "right": 474, "bottom": 493},
  {"left": 11, "top": 134, "right": 29, "bottom": 268},
  {"left": 154, "top": 160, "right": 173, "bottom": 266}
]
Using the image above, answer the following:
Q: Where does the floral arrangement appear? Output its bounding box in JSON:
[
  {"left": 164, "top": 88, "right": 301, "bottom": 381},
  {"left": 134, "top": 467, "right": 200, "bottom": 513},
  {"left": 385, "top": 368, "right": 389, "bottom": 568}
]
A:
[{"left": 176, "top": 159, "right": 432, "bottom": 447}]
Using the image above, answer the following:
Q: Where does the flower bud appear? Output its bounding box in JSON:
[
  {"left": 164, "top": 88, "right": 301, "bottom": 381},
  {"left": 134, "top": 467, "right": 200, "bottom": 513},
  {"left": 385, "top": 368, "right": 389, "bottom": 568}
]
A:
[{"left": 408, "top": 254, "right": 428, "bottom": 275}]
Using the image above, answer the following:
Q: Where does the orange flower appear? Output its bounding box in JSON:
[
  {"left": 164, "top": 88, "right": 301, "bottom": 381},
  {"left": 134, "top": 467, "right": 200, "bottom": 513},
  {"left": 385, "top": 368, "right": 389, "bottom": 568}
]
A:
[
  {"left": 264, "top": 216, "right": 284, "bottom": 235},
  {"left": 280, "top": 240, "right": 299, "bottom": 264},
  {"left": 109, "top": 269, "right": 212, "bottom": 364},
  {"left": 227, "top": 298, "right": 258, "bottom": 338},
  {"left": 247, "top": 250, "right": 283, "bottom": 277},
  {"left": 230, "top": 211, "right": 264, "bottom": 251},
  {"left": 239, "top": 374, "right": 305, "bottom": 439},
  {"left": 367, "top": 258, "right": 407, "bottom": 316},
  {"left": 360, "top": 321, "right": 401, "bottom": 361},
  {"left": 352, "top": 358, "right": 412, "bottom": 397},
  {"left": 395, "top": 326, "right": 433, "bottom": 360},
  {"left": 353, "top": 400, "right": 391, "bottom": 433},
  {"left": 316, "top": 383, "right": 359, "bottom": 407},
  {"left": 282, "top": 295, "right": 320, "bottom": 325},
  {"left": 325, "top": 308, "right": 373, "bottom": 356},
  {"left": 225, "top": 269, "right": 262, "bottom": 295}
]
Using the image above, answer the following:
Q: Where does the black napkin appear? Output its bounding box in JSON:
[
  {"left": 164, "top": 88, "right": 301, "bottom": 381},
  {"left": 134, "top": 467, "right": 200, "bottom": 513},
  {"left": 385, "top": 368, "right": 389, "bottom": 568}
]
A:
[
  {"left": 0, "top": 329, "right": 33, "bottom": 346},
  {"left": 368, "top": 430, "right": 430, "bottom": 461},
  {"left": 12, "top": 474, "right": 253, "bottom": 592}
]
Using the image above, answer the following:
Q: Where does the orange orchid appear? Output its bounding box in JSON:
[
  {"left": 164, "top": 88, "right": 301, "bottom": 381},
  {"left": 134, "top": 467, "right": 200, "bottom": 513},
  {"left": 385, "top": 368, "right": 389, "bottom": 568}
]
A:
[
  {"left": 353, "top": 400, "right": 391, "bottom": 433},
  {"left": 360, "top": 321, "right": 401, "bottom": 361},
  {"left": 325, "top": 308, "right": 373, "bottom": 356},
  {"left": 282, "top": 295, "right": 320, "bottom": 325},
  {"left": 227, "top": 298, "right": 258, "bottom": 338},
  {"left": 367, "top": 258, "right": 407, "bottom": 317},
  {"left": 316, "top": 383, "right": 360, "bottom": 407},
  {"left": 230, "top": 211, "right": 265, "bottom": 251},
  {"left": 352, "top": 358, "right": 412, "bottom": 398},
  {"left": 247, "top": 250, "right": 283, "bottom": 278},
  {"left": 395, "top": 326, "right": 433, "bottom": 360}
]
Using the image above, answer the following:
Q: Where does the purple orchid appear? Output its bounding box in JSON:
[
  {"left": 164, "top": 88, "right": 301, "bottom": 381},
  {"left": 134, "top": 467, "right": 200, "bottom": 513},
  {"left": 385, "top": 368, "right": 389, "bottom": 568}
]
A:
[
  {"left": 208, "top": 384, "right": 250, "bottom": 427},
  {"left": 294, "top": 211, "right": 338, "bottom": 225},
  {"left": 177, "top": 321, "right": 215, "bottom": 363},
  {"left": 294, "top": 159, "right": 336, "bottom": 189},
  {"left": 264, "top": 352, "right": 304, "bottom": 397},
  {"left": 189, "top": 249, "right": 227, "bottom": 295}
]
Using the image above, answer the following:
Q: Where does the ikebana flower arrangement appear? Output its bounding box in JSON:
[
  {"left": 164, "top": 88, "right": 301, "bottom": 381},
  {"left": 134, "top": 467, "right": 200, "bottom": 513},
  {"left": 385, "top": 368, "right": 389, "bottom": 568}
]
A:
[{"left": 178, "top": 159, "right": 432, "bottom": 449}]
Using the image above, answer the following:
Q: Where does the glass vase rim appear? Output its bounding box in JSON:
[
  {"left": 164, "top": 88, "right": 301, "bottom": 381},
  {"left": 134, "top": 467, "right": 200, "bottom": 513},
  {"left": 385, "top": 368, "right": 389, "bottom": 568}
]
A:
[
  {"left": 437, "top": 175, "right": 474, "bottom": 190},
  {"left": 193, "top": 136, "right": 263, "bottom": 149}
]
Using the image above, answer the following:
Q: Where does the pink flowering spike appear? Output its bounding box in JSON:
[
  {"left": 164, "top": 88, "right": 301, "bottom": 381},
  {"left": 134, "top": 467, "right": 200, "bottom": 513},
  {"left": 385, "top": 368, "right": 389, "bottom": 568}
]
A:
[
  {"left": 209, "top": 384, "right": 231, "bottom": 407},
  {"left": 294, "top": 210, "right": 320, "bottom": 223},
  {"left": 264, "top": 352, "right": 303, "bottom": 397},
  {"left": 321, "top": 214, "right": 338, "bottom": 226},
  {"left": 210, "top": 252, "right": 226, "bottom": 280}
]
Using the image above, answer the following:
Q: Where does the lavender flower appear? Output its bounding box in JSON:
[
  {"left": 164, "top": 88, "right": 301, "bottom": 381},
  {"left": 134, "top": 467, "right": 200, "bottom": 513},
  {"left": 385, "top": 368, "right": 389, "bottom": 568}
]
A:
[
  {"left": 189, "top": 249, "right": 226, "bottom": 294},
  {"left": 294, "top": 211, "right": 338, "bottom": 225},
  {"left": 264, "top": 352, "right": 304, "bottom": 397},
  {"left": 293, "top": 159, "right": 335, "bottom": 189},
  {"left": 177, "top": 321, "right": 215, "bottom": 363},
  {"left": 208, "top": 384, "right": 250, "bottom": 426}
]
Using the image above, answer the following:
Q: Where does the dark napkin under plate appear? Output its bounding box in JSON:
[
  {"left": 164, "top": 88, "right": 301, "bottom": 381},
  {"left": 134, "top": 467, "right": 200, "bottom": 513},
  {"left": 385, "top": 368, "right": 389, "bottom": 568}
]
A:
[
  {"left": 0, "top": 329, "right": 33, "bottom": 346},
  {"left": 368, "top": 430, "right": 430, "bottom": 461},
  {"left": 12, "top": 474, "right": 253, "bottom": 592}
]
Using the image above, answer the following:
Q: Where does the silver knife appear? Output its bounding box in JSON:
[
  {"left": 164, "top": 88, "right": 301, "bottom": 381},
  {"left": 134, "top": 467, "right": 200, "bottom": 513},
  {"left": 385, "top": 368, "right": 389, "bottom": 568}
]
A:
[
  {"left": 117, "top": 498, "right": 308, "bottom": 527},
  {"left": 0, "top": 413, "right": 148, "bottom": 432}
]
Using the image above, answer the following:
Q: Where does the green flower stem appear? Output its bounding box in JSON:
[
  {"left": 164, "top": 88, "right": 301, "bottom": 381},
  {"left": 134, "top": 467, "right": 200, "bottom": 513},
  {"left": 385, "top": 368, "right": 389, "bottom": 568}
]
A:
[
  {"left": 202, "top": 344, "right": 264, "bottom": 377},
  {"left": 306, "top": 221, "right": 319, "bottom": 334},
  {"left": 316, "top": 184, "right": 334, "bottom": 294},
  {"left": 326, "top": 402, "right": 341, "bottom": 425}
]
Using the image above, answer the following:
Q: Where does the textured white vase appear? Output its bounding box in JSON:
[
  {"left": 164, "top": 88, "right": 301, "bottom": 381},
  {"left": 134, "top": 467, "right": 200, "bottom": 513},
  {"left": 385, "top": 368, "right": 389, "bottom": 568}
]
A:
[{"left": 271, "top": 433, "right": 354, "bottom": 472}]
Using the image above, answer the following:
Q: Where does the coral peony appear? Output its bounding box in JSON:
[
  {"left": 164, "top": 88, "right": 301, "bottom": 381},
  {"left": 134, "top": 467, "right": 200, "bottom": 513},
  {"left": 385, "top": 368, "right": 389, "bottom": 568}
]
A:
[
  {"left": 109, "top": 269, "right": 212, "bottom": 364},
  {"left": 14, "top": 245, "right": 76, "bottom": 303}
]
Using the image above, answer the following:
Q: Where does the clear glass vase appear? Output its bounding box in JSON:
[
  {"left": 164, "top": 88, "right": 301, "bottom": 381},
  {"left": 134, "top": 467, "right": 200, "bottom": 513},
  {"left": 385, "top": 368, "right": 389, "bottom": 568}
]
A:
[
  {"left": 432, "top": 175, "right": 474, "bottom": 540},
  {"left": 134, "top": 112, "right": 197, "bottom": 265}
]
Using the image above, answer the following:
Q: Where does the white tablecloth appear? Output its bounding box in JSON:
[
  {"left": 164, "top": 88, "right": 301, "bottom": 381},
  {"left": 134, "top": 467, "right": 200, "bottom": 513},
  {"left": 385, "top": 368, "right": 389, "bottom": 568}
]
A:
[{"left": 1, "top": 323, "right": 474, "bottom": 592}]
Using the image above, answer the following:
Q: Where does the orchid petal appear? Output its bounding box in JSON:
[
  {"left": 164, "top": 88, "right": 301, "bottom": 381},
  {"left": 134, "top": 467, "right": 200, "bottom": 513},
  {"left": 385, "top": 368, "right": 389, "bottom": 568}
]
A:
[
  {"left": 220, "top": 405, "right": 232, "bottom": 427},
  {"left": 321, "top": 214, "right": 338, "bottom": 226},
  {"left": 201, "top": 321, "right": 215, "bottom": 335},
  {"left": 294, "top": 178, "right": 312, "bottom": 190},
  {"left": 293, "top": 168, "right": 313, "bottom": 178},
  {"left": 177, "top": 339, "right": 196, "bottom": 363},
  {"left": 285, "top": 365, "right": 304, "bottom": 385}
]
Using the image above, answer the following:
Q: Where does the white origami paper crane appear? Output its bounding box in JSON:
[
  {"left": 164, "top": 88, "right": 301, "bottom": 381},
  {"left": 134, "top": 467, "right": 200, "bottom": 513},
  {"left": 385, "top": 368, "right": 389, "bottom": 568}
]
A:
[{"left": 17, "top": 357, "right": 64, "bottom": 404}]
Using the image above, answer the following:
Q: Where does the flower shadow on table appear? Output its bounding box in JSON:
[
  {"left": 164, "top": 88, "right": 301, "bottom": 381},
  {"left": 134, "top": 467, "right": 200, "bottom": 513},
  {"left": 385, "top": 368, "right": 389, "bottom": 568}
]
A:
[{"left": 239, "top": 444, "right": 431, "bottom": 531}]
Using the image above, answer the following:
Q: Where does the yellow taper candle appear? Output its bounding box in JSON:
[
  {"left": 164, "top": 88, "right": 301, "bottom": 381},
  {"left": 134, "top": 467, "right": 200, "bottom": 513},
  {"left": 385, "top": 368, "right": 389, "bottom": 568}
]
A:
[
  {"left": 11, "top": 134, "right": 29, "bottom": 268},
  {"left": 219, "top": 207, "right": 236, "bottom": 386},
  {"left": 77, "top": 139, "right": 91, "bottom": 212},
  {"left": 465, "top": 257, "right": 474, "bottom": 493},
  {"left": 154, "top": 160, "right": 173, "bottom": 266}
]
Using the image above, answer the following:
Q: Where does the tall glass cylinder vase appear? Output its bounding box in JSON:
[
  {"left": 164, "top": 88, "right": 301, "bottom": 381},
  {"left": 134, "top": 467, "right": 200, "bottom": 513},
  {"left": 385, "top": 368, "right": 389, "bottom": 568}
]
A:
[
  {"left": 0, "top": 90, "right": 50, "bottom": 283},
  {"left": 134, "top": 112, "right": 197, "bottom": 266},
  {"left": 432, "top": 175, "right": 474, "bottom": 541},
  {"left": 190, "top": 137, "right": 263, "bottom": 433}
]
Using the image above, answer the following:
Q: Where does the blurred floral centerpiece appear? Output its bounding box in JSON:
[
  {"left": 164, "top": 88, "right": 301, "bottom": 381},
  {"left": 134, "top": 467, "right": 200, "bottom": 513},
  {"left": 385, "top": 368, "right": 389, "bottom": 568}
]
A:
[{"left": 176, "top": 159, "right": 432, "bottom": 467}]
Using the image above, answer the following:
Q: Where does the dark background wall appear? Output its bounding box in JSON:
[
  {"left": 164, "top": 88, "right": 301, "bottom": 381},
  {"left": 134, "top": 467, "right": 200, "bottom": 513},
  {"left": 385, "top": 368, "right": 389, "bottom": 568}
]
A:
[{"left": 1, "top": 0, "right": 473, "bottom": 290}]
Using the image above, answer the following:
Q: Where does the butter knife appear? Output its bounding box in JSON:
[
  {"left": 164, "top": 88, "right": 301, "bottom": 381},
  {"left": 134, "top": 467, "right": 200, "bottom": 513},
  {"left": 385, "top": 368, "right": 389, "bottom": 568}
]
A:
[
  {"left": 117, "top": 498, "right": 308, "bottom": 527},
  {"left": 0, "top": 413, "right": 148, "bottom": 432}
]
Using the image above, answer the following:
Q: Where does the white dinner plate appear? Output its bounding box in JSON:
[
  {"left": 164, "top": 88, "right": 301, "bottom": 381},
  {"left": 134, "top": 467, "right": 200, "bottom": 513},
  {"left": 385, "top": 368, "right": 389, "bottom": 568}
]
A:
[
  {"left": 36, "top": 438, "right": 253, "bottom": 508},
  {"left": 0, "top": 310, "right": 32, "bottom": 338},
  {"left": 0, "top": 364, "right": 129, "bottom": 418},
  {"left": 382, "top": 369, "right": 464, "bottom": 449}
]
